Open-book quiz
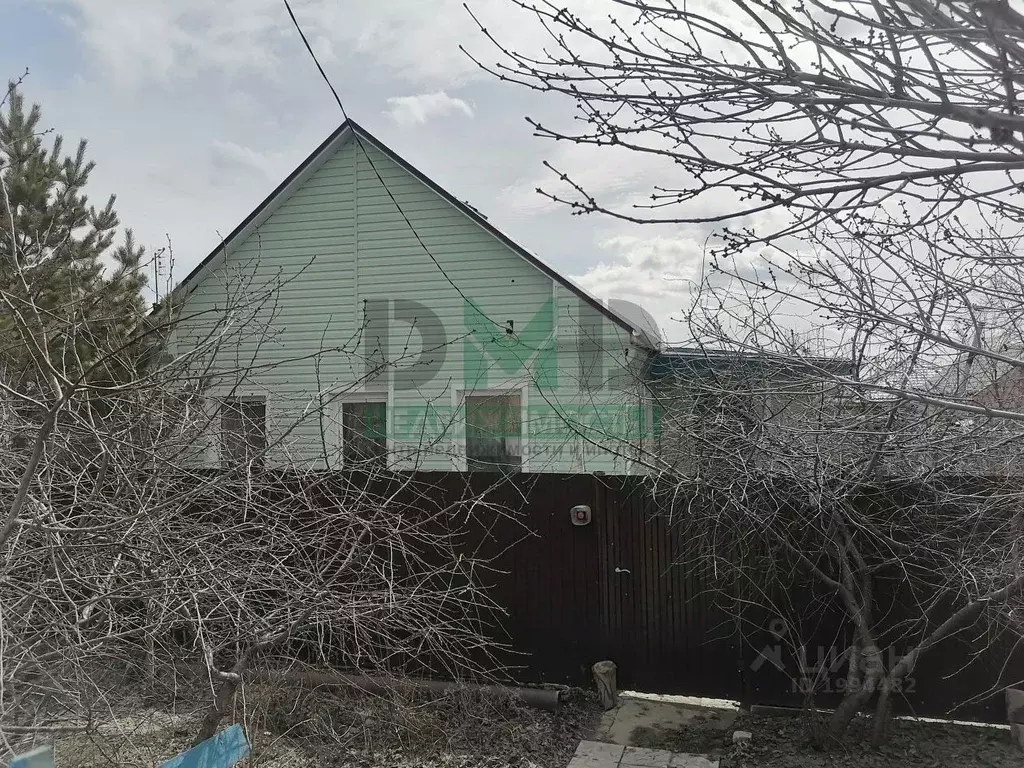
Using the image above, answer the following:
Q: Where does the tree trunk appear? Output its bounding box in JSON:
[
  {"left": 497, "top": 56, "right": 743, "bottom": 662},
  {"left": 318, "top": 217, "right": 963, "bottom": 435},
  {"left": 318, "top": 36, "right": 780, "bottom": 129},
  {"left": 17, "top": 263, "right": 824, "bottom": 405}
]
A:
[
  {"left": 828, "top": 643, "right": 881, "bottom": 742},
  {"left": 870, "top": 681, "right": 893, "bottom": 747},
  {"left": 1006, "top": 688, "right": 1024, "bottom": 752},
  {"left": 846, "top": 641, "right": 862, "bottom": 693},
  {"left": 828, "top": 686, "right": 874, "bottom": 742},
  {"left": 194, "top": 675, "right": 240, "bottom": 745},
  {"left": 194, "top": 649, "right": 253, "bottom": 746}
]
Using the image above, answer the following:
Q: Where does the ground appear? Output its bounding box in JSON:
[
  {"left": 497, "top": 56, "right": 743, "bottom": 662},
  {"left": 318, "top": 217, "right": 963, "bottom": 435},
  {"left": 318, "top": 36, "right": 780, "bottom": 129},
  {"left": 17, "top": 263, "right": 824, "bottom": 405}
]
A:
[
  {"left": 50, "top": 684, "right": 599, "bottom": 768},
  {"left": 30, "top": 686, "right": 1024, "bottom": 767},
  {"left": 628, "top": 709, "right": 1021, "bottom": 768}
]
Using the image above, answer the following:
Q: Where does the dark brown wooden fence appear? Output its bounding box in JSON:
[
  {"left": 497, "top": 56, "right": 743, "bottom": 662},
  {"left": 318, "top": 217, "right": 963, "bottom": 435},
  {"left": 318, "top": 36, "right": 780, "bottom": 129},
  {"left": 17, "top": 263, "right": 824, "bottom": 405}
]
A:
[
  {"left": 275, "top": 471, "right": 1024, "bottom": 723},
  {"left": 411, "top": 472, "right": 1024, "bottom": 723}
]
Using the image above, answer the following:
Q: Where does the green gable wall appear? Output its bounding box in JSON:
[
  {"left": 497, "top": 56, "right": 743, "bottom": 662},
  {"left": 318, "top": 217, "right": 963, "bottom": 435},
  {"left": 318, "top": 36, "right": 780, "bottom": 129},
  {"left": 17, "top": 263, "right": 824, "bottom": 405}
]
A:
[{"left": 174, "top": 131, "right": 650, "bottom": 474}]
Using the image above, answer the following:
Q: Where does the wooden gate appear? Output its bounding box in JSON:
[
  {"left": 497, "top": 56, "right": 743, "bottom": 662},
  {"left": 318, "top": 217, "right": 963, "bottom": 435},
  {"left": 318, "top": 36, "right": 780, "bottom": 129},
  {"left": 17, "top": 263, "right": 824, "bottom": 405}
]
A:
[
  {"left": 593, "top": 478, "right": 743, "bottom": 698},
  {"left": 453, "top": 473, "right": 743, "bottom": 698}
]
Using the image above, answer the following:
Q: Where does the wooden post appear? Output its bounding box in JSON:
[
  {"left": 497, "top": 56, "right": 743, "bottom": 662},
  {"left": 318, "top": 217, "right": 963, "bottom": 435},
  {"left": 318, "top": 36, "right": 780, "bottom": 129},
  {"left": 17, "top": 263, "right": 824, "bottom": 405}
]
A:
[
  {"left": 592, "top": 660, "right": 618, "bottom": 711},
  {"left": 1007, "top": 687, "right": 1024, "bottom": 752}
]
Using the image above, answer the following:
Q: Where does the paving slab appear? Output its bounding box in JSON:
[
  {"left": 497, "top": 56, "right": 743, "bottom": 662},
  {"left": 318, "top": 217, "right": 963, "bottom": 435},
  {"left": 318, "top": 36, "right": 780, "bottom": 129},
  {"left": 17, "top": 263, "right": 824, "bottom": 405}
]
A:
[
  {"left": 668, "top": 756, "right": 718, "bottom": 768},
  {"left": 596, "top": 698, "right": 735, "bottom": 746},
  {"left": 575, "top": 742, "right": 625, "bottom": 761},
  {"left": 620, "top": 746, "right": 673, "bottom": 767},
  {"left": 573, "top": 741, "right": 717, "bottom": 768}
]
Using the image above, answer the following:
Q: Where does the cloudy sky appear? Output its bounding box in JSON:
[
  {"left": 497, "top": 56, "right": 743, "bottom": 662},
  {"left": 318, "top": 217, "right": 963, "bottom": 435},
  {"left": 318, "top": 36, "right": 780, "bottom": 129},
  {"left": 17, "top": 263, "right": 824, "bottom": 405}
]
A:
[{"left": 1, "top": 0, "right": 711, "bottom": 342}]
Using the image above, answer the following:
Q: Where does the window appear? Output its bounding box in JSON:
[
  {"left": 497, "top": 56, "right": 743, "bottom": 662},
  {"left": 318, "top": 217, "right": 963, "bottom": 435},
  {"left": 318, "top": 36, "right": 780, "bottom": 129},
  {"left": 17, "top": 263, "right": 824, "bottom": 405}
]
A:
[
  {"left": 465, "top": 393, "right": 521, "bottom": 473},
  {"left": 221, "top": 396, "right": 266, "bottom": 468},
  {"left": 341, "top": 400, "right": 387, "bottom": 467}
]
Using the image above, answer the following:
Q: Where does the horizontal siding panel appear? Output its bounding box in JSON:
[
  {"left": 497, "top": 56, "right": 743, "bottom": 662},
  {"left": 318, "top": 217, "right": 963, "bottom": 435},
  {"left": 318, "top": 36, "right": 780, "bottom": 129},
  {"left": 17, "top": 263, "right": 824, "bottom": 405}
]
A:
[
  {"left": 357, "top": 237, "right": 540, "bottom": 258},
  {"left": 355, "top": 198, "right": 459, "bottom": 219},
  {"left": 177, "top": 132, "right": 643, "bottom": 474},
  {"left": 355, "top": 240, "right": 496, "bottom": 257},
  {"left": 269, "top": 207, "right": 354, "bottom": 224},
  {"left": 355, "top": 166, "right": 423, "bottom": 184},
  {"left": 225, "top": 251, "right": 351, "bottom": 268},
  {"left": 290, "top": 180, "right": 354, "bottom": 196},
  {"left": 356, "top": 254, "right": 520, "bottom": 270},
  {"left": 238, "top": 230, "right": 352, "bottom": 247},
  {"left": 351, "top": 298, "right": 552, "bottom": 315},
  {"left": 223, "top": 255, "right": 351, "bottom": 272},
  {"left": 356, "top": 196, "right": 444, "bottom": 213},
  {"left": 354, "top": 218, "right": 490, "bottom": 237},
  {"left": 286, "top": 189, "right": 356, "bottom": 207},
  {"left": 355, "top": 194, "right": 449, "bottom": 213},
  {"left": 240, "top": 325, "right": 359, "bottom": 339},
  {"left": 223, "top": 254, "right": 354, "bottom": 272},
  {"left": 355, "top": 210, "right": 482, "bottom": 226},
  {"left": 358, "top": 268, "right": 549, "bottom": 287},
  {"left": 253, "top": 216, "right": 353, "bottom": 233}
]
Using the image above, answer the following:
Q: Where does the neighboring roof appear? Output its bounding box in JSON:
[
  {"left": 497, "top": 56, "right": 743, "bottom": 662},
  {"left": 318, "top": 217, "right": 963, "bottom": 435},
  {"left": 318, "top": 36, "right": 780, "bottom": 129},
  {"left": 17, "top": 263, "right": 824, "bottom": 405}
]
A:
[
  {"left": 160, "top": 119, "right": 642, "bottom": 343},
  {"left": 650, "top": 345, "right": 856, "bottom": 379},
  {"left": 930, "top": 348, "right": 1024, "bottom": 398}
]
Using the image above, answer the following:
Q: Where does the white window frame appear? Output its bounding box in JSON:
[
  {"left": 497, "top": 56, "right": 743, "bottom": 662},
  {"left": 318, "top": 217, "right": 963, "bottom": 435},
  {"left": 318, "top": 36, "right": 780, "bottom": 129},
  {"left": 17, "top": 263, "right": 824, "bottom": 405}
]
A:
[
  {"left": 453, "top": 385, "right": 529, "bottom": 473},
  {"left": 337, "top": 391, "right": 392, "bottom": 470}
]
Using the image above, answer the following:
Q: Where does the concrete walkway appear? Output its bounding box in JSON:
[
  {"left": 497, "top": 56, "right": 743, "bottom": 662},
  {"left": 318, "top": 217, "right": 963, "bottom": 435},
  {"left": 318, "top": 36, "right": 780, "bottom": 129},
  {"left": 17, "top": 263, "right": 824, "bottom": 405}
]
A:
[
  {"left": 595, "top": 698, "right": 735, "bottom": 745},
  {"left": 570, "top": 741, "right": 718, "bottom": 768}
]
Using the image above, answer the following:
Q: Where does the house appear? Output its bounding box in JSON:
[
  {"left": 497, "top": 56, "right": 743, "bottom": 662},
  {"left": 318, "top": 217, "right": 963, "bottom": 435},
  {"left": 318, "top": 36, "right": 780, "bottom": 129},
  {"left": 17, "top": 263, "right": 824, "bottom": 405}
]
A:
[
  {"left": 647, "top": 346, "right": 862, "bottom": 476},
  {"left": 923, "top": 343, "right": 1024, "bottom": 476},
  {"left": 165, "top": 120, "right": 660, "bottom": 474}
]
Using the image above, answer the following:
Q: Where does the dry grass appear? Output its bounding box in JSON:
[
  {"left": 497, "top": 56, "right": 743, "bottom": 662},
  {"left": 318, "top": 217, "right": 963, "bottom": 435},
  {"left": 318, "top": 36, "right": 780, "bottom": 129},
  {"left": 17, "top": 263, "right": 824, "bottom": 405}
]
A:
[
  {"left": 632, "top": 712, "right": 1021, "bottom": 768},
  {"left": 47, "top": 682, "right": 599, "bottom": 768}
]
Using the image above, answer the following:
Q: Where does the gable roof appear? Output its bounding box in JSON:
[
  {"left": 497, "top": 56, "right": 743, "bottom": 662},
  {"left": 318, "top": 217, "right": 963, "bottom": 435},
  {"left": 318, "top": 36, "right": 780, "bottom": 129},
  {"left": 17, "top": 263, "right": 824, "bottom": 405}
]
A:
[{"left": 162, "top": 119, "right": 642, "bottom": 343}]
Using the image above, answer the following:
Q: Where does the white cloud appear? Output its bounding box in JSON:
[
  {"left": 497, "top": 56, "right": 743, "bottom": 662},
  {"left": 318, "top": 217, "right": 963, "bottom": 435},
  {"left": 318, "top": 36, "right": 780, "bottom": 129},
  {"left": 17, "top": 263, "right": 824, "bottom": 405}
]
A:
[
  {"left": 41, "top": 0, "right": 618, "bottom": 90},
  {"left": 43, "top": 0, "right": 285, "bottom": 88},
  {"left": 577, "top": 235, "right": 701, "bottom": 298},
  {"left": 500, "top": 141, "right": 664, "bottom": 216},
  {"left": 208, "top": 140, "right": 284, "bottom": 183},
  {"left": 567, "top": 234, "right": 709, "bottom": 343},
  {"left": 386, "top": 91, "right": 473, "bottom": 126},
  {"left": 497, "top": 130, "right": 740, "bottom": 227}
]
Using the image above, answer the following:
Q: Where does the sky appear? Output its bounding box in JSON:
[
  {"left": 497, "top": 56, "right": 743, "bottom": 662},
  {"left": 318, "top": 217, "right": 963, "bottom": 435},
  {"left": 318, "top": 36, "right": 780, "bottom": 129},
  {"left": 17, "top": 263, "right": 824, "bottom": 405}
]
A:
[{"left": 0, "top": 0, "right": 709, "bottom": 343}]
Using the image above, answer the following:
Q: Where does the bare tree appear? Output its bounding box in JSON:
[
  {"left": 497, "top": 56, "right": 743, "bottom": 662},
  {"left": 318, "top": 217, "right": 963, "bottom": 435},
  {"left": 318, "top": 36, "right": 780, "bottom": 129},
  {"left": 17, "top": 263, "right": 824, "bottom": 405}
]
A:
[
  {"left": 475, "top": 0, "right": 1024, "bottom": 745},
  {"left": 647, "top": 337, "right": 1024, "bottom": 744},
  {"left": 0, "top": 190, "right": 515, "bottom": 758},
  {"left": 470, "top": 0, "right": 1024, "bottom": 243}
]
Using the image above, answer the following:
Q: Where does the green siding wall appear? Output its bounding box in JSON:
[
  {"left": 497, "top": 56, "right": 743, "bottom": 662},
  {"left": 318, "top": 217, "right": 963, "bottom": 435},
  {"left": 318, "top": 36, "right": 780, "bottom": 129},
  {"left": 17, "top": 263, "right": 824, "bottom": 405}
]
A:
[{"left": 176, "top": 135, "right": 649, "bottom": 474}]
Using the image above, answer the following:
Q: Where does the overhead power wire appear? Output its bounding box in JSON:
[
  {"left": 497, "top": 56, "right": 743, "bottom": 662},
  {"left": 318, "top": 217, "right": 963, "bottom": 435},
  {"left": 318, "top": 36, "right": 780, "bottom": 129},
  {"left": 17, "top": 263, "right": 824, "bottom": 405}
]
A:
[{"left": 281, "top": 0, "right": 513, "bottom": 338}]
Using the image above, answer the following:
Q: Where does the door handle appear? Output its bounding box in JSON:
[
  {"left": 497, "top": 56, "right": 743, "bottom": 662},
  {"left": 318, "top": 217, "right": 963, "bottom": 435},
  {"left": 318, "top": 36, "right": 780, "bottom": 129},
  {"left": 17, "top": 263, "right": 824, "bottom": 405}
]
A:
[{"left": 615, "top": 567, "right": 631, "bottom": 575}]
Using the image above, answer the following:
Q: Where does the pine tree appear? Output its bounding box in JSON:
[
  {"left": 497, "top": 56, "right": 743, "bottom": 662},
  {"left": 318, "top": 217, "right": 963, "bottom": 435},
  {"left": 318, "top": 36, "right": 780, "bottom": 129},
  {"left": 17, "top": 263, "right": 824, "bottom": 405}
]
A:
[{"left": 0, "top": 81, "right": 148, "bottom": 395}]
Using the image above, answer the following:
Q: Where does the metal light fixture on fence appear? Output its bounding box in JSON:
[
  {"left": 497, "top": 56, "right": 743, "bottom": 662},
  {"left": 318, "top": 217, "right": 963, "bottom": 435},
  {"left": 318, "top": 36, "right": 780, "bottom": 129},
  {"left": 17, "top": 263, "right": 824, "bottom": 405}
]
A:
[{"left": 570, "top": 504, "right": 592, "bottom": 526}]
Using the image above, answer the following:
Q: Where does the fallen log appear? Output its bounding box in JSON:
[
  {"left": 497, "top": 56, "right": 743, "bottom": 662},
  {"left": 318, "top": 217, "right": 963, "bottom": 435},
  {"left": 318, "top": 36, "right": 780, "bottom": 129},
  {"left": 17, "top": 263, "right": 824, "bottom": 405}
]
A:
[{"left": 257, "top": 669, "right": 563, "bottom": 712}]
